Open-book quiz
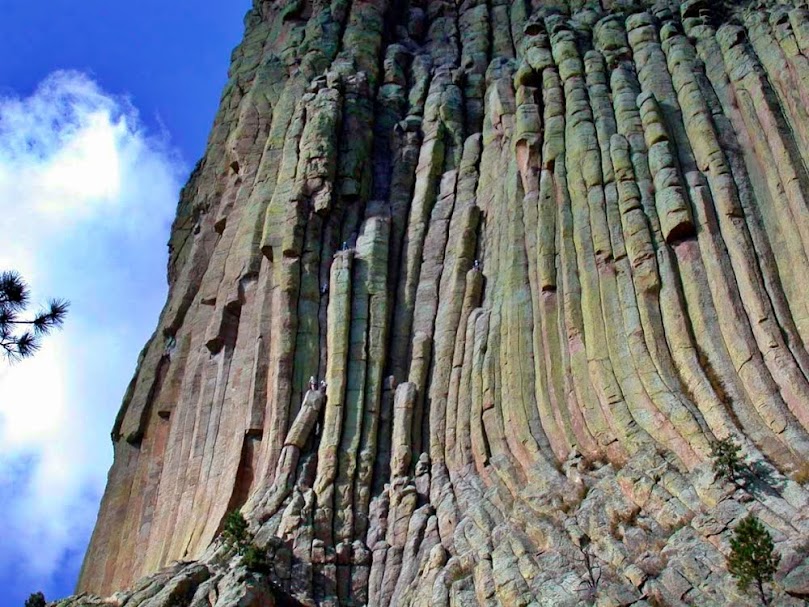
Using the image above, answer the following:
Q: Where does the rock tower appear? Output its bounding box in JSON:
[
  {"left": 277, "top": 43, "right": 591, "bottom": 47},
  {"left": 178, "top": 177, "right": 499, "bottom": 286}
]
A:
[{"left": 77, "top": 0, "right": 809, "bottom": 605}]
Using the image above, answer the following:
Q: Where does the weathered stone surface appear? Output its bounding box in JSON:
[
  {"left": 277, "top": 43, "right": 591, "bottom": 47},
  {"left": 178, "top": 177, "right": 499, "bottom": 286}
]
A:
[{"left": 76, "top": 1, "right": 809, "bottom": 605}]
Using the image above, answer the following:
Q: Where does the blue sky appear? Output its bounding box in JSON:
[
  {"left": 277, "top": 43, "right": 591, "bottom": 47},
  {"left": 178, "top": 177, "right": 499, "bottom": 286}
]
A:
[{"left": 0, "top": 2, "right": 248, "bottom": 605}]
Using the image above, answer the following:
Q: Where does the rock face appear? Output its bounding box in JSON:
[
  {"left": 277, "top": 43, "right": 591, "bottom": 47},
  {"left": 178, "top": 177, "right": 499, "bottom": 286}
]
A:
[{"left": 77, "top": 0, "right": 809, "bottom": 605}]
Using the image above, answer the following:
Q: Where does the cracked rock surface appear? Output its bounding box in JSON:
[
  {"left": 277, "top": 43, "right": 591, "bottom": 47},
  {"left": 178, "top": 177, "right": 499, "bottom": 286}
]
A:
[{"left": 73, "top": 0, "right": 809, "bottom": 605}]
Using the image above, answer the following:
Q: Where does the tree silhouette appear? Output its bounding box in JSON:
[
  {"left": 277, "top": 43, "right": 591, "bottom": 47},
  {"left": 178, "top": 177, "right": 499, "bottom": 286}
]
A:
[
  {"left": 24, "top": 592, "right": 46, "bottom": 607},
  {"left": 728, "top": 515, "right": 780, "bottom": 606},
  {"left": 0, "top": 271, "right": 68, "bottom": 362}
]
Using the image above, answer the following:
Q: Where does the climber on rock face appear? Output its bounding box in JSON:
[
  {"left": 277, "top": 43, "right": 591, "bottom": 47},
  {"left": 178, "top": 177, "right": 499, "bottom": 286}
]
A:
[
  {"left": 309, "top": 376, "right": 316, "bottom": 391},
  {"left": 473, "top": 259, "right": 481, "bottom": 270}
]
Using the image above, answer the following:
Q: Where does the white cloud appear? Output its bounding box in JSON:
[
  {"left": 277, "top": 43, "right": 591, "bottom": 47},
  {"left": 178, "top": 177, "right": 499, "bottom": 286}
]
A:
[{"left": 0, "top": 71, "right": 185, "bottom": 592}]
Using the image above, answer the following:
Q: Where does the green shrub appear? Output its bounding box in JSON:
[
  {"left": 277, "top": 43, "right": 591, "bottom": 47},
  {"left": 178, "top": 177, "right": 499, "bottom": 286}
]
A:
[
  {"left": 222, "top": 510, "right": 249, "bottom": 549},
  {"left": 220, "top": 510, "right": 270, "bottom": 574},
  {"left": 242, "top": 543, "right": 270, "bottom": 573}
]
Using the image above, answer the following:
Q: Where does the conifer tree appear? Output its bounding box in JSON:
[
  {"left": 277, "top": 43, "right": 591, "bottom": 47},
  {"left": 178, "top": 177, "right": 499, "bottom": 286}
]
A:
[
  {"left": 220, "top": 510, "right": 269, "bottom": 573},
  {"left": 0, "top": 271, "right": 68, "bottom": 361},
  {"left": 711, "top": 436, "right": 746, "bottom": 484},
  {"left": 728, "top": 515, "right": 780, "bottom": 606},
  {"left": 222, "top": 509, "right": 249, "bottom": 549}
]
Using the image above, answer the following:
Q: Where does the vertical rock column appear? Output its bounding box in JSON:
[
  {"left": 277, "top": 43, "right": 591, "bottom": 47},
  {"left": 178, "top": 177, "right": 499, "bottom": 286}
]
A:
[{"left": 80, "top": 2, "right": 809, "bottom": 606}]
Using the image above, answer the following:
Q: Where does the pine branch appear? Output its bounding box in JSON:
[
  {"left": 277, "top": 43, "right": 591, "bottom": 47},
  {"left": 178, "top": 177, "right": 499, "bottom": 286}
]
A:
[
  {"left": 29, "top": 299, "right": 69, "bottom": 334},
  {"left": 0, "top": 271, "right": 29, "bottom": 309},
  {"left": 0, "top": 271, "right": 68, "bottom": 363},
  {"left": 1, "top": 331, "right": 41, "bottom": 361}
]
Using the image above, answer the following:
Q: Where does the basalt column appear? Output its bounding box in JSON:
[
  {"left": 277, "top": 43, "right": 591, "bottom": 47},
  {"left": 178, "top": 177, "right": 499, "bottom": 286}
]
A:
[{"left": 79, "top": 1, "right": 809, "bottom": 605}]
